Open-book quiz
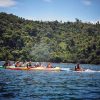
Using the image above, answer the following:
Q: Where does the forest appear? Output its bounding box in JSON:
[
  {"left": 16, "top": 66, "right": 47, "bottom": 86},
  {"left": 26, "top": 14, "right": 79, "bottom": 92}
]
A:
[{"left": 0, "top": 12, "right": 100, "bottom": 64}]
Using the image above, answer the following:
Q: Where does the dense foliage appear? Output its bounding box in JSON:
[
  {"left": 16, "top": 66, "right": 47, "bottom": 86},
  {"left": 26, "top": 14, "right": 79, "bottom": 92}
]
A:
[{"left": 0, "top": 12, "right": 100, "bottom": 64}]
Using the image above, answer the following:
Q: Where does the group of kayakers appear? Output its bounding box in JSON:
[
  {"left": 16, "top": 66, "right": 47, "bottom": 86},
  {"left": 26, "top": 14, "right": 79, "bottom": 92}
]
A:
[
  {"left": 14, "top": 61, "right": 32, "bottom": 68},
  {"left": 3, "top": 60, "right": 53, "bottom": 68},
  {"left": 3, "top": 60, "right": 84, "bottom": 71}
]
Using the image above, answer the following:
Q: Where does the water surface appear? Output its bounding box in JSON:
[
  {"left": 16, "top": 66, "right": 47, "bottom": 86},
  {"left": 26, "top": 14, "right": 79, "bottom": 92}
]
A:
[{"left": 0, "top": 63, "right": 100, "bottom": 100}]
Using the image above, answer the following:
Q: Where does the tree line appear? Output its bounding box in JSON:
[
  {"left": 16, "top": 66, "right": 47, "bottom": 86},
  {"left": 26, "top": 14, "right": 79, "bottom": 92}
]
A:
[{"left": 0, "top": 12, "right": 100, "bottom": 64}]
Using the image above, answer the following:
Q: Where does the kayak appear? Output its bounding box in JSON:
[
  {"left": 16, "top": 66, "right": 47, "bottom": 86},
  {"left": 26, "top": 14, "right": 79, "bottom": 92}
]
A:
[
  {"left": 6, "top": 66, "right": 61, "bottom": 71},
  {"left": 30, "top": 67, "right": 61, "bottom": 71},
  {"left": 6, "top": 66, "right": 16, "bottom": 68},
  {"left": 6, "top": 67, "right": 28, "bottom": 70},
  {"left": 0, "top": 66, "right": 4, "bottom": 69},
  {"left": 74, "top": 69, "right": 85, "bottom": 72}
]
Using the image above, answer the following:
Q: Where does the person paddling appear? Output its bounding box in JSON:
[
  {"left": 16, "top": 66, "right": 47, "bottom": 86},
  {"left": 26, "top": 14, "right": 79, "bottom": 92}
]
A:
[
  {"left": 75, "top": 63, "right": 84, "bottom": 71},
  {"left": 27, "top": 61, "right": 32, "bottom": 68},
  {"left": 3, "top": 60, "right": 11, "bottom": 68},
  {"left": 15, "top": 61, "right": 21, "bottom": 67},
  {"left": 3, "top": 60, "right": 11, "bottom": 66},
  {"left": 47, "top": 63, "right": 53, "bottom": 68}
]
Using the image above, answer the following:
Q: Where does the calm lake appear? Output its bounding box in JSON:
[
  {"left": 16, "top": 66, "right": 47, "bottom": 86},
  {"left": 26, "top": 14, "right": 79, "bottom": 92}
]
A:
[{"left": 0, "top": 62, "right": 100, "bottom": 100}]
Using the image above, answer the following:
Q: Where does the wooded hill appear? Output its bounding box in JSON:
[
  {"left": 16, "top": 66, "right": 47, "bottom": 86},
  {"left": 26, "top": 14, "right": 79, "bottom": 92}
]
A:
[{"left": 0, "top": 12, "right": 100, "bottom": 64}]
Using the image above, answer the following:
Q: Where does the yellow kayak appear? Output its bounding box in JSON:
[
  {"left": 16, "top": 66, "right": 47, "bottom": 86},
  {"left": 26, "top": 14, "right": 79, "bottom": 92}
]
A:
[
  {"left": 30, "top": 67, "right": 61, "bottom": 71},
  {"left": 6, "top": 66, "right": 61, "bottom": 71}
]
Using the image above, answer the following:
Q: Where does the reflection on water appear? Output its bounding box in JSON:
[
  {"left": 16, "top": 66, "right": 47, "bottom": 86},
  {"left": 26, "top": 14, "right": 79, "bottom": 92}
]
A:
[{"left": 0, "top": 63, "right": 100, "bottom": 100}]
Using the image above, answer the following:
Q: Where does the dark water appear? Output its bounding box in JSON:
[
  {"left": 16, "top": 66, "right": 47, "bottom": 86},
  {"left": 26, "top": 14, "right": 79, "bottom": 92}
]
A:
[{"left": 0, "top": 62, "right": 100, "bottom": 100}]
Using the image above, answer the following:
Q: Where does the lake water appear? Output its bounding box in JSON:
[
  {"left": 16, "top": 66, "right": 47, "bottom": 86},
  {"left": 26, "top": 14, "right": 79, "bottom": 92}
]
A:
[{"left": 0, "top": 62, "right": 100, "bottom": 100}]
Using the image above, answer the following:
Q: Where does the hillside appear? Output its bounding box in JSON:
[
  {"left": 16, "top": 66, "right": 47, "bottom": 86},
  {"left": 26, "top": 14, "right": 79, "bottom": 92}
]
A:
[{"left": 0, "top": 12, "right": 100, "bottom": 64}]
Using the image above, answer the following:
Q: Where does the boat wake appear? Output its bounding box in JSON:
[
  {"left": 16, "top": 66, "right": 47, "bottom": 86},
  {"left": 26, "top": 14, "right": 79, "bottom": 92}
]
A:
[
  {"left": 84, "top": 69, "right": 100, "bottom": 72},
  {"left": 61, "top": 68, "right": 100, "bottom": 72},
  {"left": 61, "top": 68, "right": 71, "bottom": 71}
]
